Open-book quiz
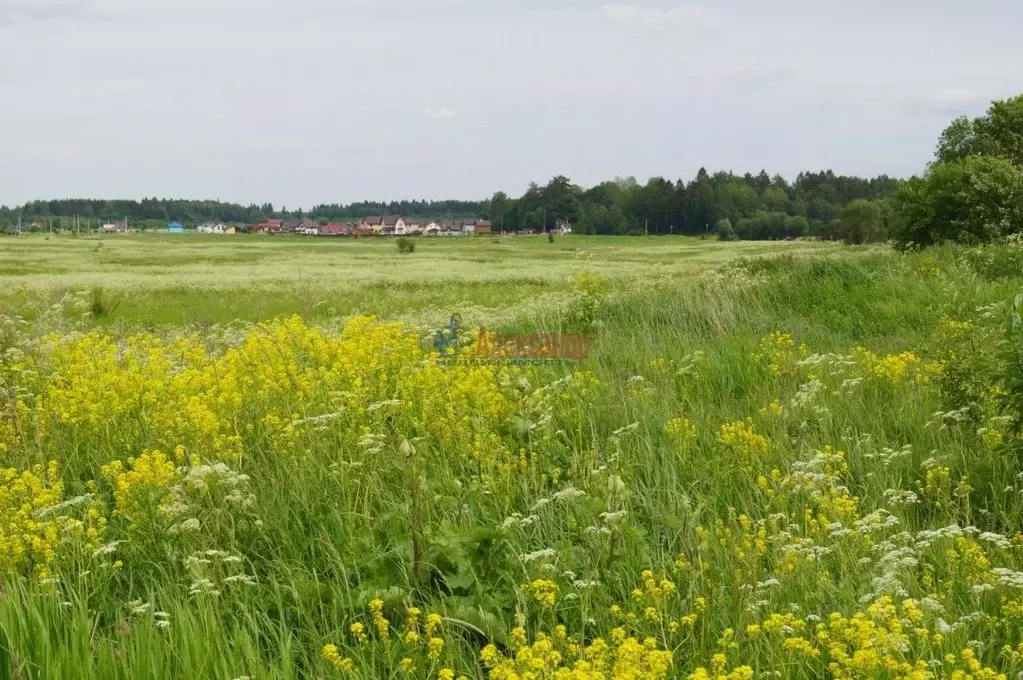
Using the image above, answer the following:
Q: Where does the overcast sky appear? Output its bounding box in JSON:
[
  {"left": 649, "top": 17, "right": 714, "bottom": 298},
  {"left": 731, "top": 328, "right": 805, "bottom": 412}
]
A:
[{"left": 1, "top": 0, "right": 1021, "bottom": 208}]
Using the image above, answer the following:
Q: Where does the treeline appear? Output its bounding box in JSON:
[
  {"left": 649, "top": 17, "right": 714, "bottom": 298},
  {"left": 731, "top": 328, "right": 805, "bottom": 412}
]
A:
[
  {"left": 308, "top": 200, "right": 489, "bottom": 221},
  {"left": 1, "top": 199, "right": 272, "bottom": 226},
  {"left": 0, "top": 170, "right": 899, "bottom": 240},
  {"left": 489, "top": 170, "right": 900, "bottom": 238},
  {"left": 0, "top": 198, "right": 492, "bottom": 231}
]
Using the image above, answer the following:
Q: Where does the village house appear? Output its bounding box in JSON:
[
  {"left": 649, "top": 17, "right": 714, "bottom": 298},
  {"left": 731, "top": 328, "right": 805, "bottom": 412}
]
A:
[
  {"left": 439, "top": 221, "right": 462, "bottom": 237},
  {"left": 197, "top": 222, "right": 228, "bottom": 234},
  {"left": 381, "top": 215, "right": 407, "bottom": 235},
  {"left": 249, "top": 221, "right": 279, "bottom": 234},
  {"left": 361, "top": 216, "right": 384, "bottom": 232},
  {"left": 101, "top": 219, "right": 129, "bottom": 233},
  {"left": 168, "top": 221, "right": 185, "bottom": 233},
  {"left": 247, "top": 215, "right": 491, "bottom": 238}
]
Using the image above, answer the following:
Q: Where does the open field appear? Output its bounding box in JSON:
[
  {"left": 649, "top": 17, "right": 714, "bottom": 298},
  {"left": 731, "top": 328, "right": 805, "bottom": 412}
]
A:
[
  {"left": 0, "top": 234, "right": 842, "bottom": 327},
  {"left": 3, "top": 234, "right": 1023, "bottom": 678}
]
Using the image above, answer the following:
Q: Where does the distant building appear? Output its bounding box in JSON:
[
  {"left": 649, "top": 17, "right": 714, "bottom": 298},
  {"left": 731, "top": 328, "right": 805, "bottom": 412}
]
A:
[
  {"left": 475, "top": 219, "right": 493, "bottom": 235},
  {"left": 381, "top": 215, "right": 407, "bottom": 235},
  {"left": 361, "top": 216, "right": 384, "bottom": 232},
  {"left": 168, "top": 221, "right": 184, "bottom": 233},
  {"left": 198, "top": 222, "right": 227, "bottom": 234},
  {"left": 296, "top": 218, "right": 320, "bottom": 235},
  {"left": 439, "top": 221, "right": 463, "bottom": 237},
  {"left": 405, "top": 219, "right": 423, "bottom": 235},
  {"left": 102, "top": 219, "right": 129, "bottom": 233},
  {"left": 280, "top": 220, "right": 301, "bottom": 234},
  {"left": 423, "top": 222, "right": 441, "bottom": 236},
  {"left": 249, "top": 222, "right": 278, "bottom": 234}
]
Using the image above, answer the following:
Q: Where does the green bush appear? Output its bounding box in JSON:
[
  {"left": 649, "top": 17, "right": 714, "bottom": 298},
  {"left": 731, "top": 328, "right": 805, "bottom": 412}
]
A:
[
  {"left": 715, "top": 218, "right": 739, "bottom": 241},
  {"left": 893, "top": 155, "right": 1023, "bottom": 247},
  {"left": 396, "top": 237, "right": 416, "bottom": 254},
  {"left": 837, "top": 199, "right": 887, "bottom": 244},
  {"left": 735, "top": 211, "right": 807, "bottom": 240}
]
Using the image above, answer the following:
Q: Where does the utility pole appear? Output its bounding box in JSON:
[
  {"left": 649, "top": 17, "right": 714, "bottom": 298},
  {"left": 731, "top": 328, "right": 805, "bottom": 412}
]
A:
[{"left": 645, "top": 219, "right": 648, "bottom": 236}]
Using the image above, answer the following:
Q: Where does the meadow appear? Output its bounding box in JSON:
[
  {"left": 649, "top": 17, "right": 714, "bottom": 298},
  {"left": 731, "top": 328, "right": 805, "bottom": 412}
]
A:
[{"left": 2, "top": 233, "right": 1023, "bottom": 679}]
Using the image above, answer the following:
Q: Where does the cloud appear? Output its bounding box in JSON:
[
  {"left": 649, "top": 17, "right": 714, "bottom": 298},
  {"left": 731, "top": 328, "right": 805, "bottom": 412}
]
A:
[
  {"left": 600, "top": 3, "right": 702, "bottom": 28},
  {"left": 422, "top": 106, "right": 456, "bottom": 120},
  {"left": 0, "top": 0, "right": 91, "bottom": 25}
]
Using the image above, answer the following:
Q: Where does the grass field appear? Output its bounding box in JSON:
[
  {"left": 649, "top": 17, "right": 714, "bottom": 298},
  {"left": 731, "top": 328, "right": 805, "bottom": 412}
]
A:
[
  {"left": 0, "top": 234, "right": 841, "bottom": 328},
  {"left": 2, "top": 233, "right": 1023, "bottom": 679}
]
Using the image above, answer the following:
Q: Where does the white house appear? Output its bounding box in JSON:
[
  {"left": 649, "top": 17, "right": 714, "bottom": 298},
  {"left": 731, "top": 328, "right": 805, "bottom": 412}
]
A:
[
  {"left": 405, "top": 219, "right": 423, "bottom": 235},
  {"left": 423, "top": 222, "right": 441, "bottom": 236},
  {"left": 382, "top": 215, "right": 407, "bottom": 235},
  {"left": 295, "top": 218, "right": 320, "bottom": 235},
  {"left": 198, "top": 222, "right": 227, "bottom": 234}
]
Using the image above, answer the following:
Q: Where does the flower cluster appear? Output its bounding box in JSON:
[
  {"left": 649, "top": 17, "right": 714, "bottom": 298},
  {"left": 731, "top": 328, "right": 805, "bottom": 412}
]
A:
[
  {"left": 481, "top": 626, "right": 673, "bottom": 680},
  {"left": 753, "top": 331, "right": 807, "bottom": 376}
]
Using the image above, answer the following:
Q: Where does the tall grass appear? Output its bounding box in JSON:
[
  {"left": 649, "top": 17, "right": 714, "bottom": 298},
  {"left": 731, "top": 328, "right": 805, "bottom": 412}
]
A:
[{"left": 1, "top": 240, "right": 1022, "bottom": 678}]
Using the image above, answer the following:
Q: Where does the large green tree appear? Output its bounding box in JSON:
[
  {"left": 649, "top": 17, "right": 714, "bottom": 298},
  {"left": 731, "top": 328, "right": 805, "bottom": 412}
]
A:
[
  {"left": 893, "top": 156, "right": 1023, "bottom": 246},
  {"left": 936, "top": 94, "right": 1023, "bottom": 166}
]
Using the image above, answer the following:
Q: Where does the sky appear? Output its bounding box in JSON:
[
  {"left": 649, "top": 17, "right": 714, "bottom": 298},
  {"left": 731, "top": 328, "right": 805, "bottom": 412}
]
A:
[{"left": 1, "top": 0, "right": 1022, "bottom": 209}]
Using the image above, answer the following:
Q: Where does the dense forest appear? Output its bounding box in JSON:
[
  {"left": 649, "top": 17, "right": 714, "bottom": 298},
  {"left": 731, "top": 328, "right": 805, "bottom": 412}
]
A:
[{"left": 3, "top": 92, "right": 1021, "bottom": 244}]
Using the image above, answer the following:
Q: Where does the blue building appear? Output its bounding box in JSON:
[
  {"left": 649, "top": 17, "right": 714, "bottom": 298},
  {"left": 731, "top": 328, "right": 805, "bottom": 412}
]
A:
[{"left": 168, "top": 221, "right": 184, "bottom": 233}]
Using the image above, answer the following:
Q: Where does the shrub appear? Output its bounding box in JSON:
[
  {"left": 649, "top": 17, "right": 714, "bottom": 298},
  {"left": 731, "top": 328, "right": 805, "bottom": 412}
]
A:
[
  {"left": 396, "top": 237, "right": 416, "bottom": 254},
  {"left": 837, "top": 199, "right": 886, "bottom": 244},
  {"left": 715, "top": 218, "right": 738, "bottom": 241},
  {"left": 735, "top": 211, "right": 807, "bottom": 240}
]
